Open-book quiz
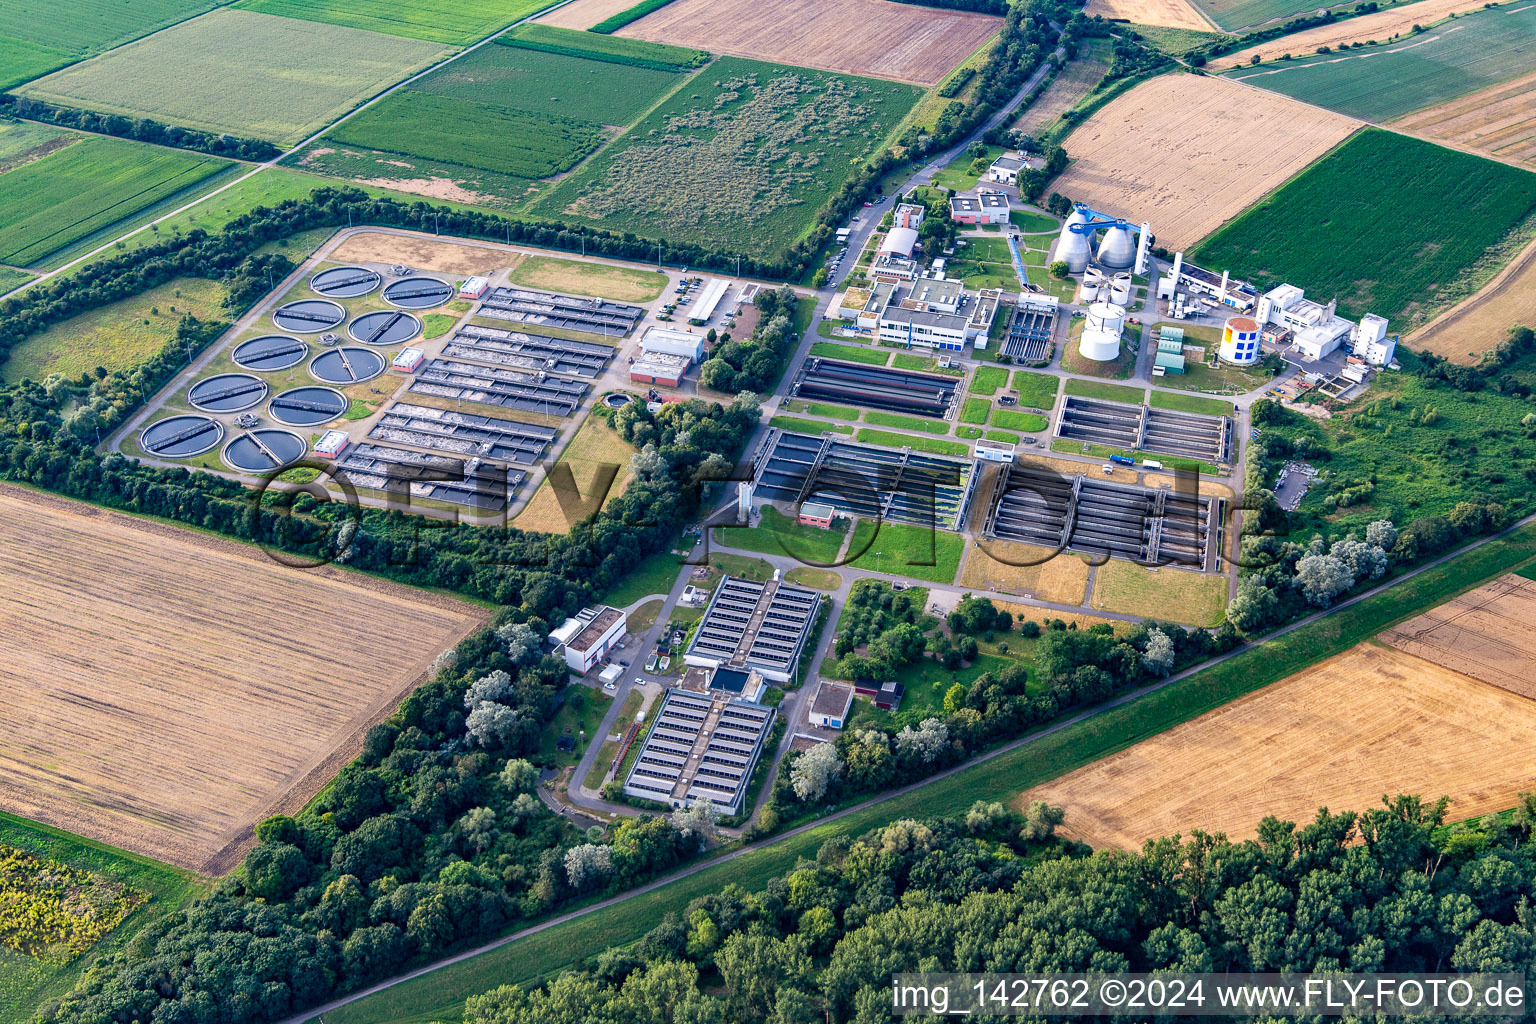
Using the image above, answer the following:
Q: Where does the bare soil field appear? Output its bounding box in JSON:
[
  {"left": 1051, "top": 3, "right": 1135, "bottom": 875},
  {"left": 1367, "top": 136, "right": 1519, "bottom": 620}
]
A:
[
  {"left": 1085, "top": 0, "right": 1213, "bottom": 32},
  {"left": 959, "top": 539, "right": 1092, "bottom": 605},
  {"left": 1023, "top": 643, "right": 1536, "bottom": 850},
  {"left": 537, "top": 0, "right": 636, "bottom": 29},
  {"left": 1053, "top": 74, "right": 1361, "bottom": 248},
  {"left": 0, "top": 485, "right": 488, "bottom": 873},
  {"left": 1408, "top": 233, "right": 1536, "bottom": 363},
  {"left": 1394, "top": 69, "right": 1536, "bottom": 169},
  {"left": 616, "top": 0, "right": 1002, "bottom": 86},
  {"left": 1220, "top": 0, "right": 1487, "bottom": 66},
  {"left": 1380, "top": 574, "right": 1536, "bottom": 698},
  {"left": 329, "top": 230, "right": 512, "bottom": 276}
]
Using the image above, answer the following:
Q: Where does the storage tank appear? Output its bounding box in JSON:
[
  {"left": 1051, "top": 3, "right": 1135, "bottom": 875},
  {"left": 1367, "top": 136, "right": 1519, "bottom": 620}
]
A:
[
  {"left": 1056, "top": 207, "right": 1092, "bottom": 274},
  {"left": 1109, "top": 273, "right": 1133, "bottom": 305},
  {"left": 1085, "top": 302, "right": 1126, "bottom": 336},
  {"left": 1218, "top": 315, "right": 1262, "bottom": 366},
  {"left": 1097, "top": 222, "right": 1136, "bottom": 269},
  {"left": 1079, "top": 327, "right": 1121, "bottom": 362},
  {"left": 1081, "top": 268, "right": 1107, "bottom": 303}
]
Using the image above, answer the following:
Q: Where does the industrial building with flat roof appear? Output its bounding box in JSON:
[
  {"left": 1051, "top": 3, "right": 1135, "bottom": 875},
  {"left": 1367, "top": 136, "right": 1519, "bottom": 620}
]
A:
[
  {"left": 631, "top": 351, "right": 690, "bottom": 387},
  {"left": 639, "top": 326, "right": 707, "bottom": 362},
  {"left": 684, "top": 574, "right": 822, "bottom": 683},
  {"left": 950, "top": 189, "right": 1010, "bottom": 225},
  {"left": 551, "top": 605, "right": 627, "bottom": 674},
  {"left": 622, "top": 688, "right": 773, "bottom": 814},
  {"left": 689, "top": 279, "right": 730, "bottom": 324},
  {"left": 809, "top": 681, "right": 854, "bottom": 729}
]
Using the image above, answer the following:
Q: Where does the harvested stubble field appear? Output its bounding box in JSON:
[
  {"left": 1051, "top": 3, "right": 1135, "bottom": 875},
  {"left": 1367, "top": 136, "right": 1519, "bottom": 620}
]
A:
[
  {"left": 1379, "top": 574, "right": 1536, "bottom": 699},
  {"left": 959, "top": 539, "right": 1091, "bottom": 606},
  {"left": 16, "top": 9, "right": 450, "bottom": 145},
  {"left": 1083, "top": 0, "right": 1212, "bottom": 31},
  {"left": 1089, "top": 560, "right": 1228, "bottom": 627},
  {"left": 615, "top": 0, "right": 1001, "bottom": 86},
  {"left": 1228, "top": 2, "right": 1536, "bottom": 122},
  {"left": 511, "top": 415, "right": 634, "bottom": 534},
  {"left": 507, "top": 254, "right": 666, "bottom": 302},
  {"left": 329, "top": 230, "right": 508, "bottom": 275},
  {"left": 537, "top": 0, "right": 638, "bottom": 30},
  {"left": 1024, "top": 642, "right": 1536, "bottom": 850},
  {"left": 1012, "top": 39, "right": 1113, "bottom": 138},
  {"left": 1220, "top": 0, "right": 1489, "bottom": 65},
  {"left": 1394, "top": 69, "right": 1536, "bottom": 170},
  {"left": 1052, "top": 75, "right": 1360, "bottom": 250},
  {"left": 1408, "top": 234, "right": 1536, "bottom": 363},
  {"left": 0, "top": 486, "right": 488, "bottom": 874}
]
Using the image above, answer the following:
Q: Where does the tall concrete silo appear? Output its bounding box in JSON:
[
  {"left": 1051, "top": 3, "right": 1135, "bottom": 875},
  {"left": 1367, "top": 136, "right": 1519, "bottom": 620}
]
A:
[
  {"left": 1097, "top": 222, "right": 1136, "bottom": 270},
  {"left": 1056, "top": 207, "right": 1092, "bottom": 274}
]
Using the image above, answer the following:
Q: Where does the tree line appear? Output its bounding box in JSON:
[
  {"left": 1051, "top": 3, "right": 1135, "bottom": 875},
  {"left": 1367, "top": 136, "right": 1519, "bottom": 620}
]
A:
[{"left": 2, "top": 101, "right": 281, "bottom": 162}]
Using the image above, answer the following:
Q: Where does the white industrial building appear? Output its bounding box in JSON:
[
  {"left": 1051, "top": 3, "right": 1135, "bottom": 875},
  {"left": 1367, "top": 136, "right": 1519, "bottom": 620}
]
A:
[
  {"left": 880, "top": 306, "right": 968, "bottom": 352},
  {"left": 639, "top": 326, "right": 707, "bottom": 362},
  {"left": 551, "top": 605, "right": 627, "bottom": 674},
  {"left": 689, "top": 278, "right": 729, "bottom": 324},
  {"left": 856, "top": 277, "right": 993, "bottom": 351},
  {"left": 975, "top": 437, "right": 1016, "bottom": 463},
  {"left": 893, "top": 203, "right": 925, "bottom": 230},
  {"left": 950, "top": 189, "right": 1010, "bottom": 225},
  {"left": 1257, "top": 284, "right": 1353, "bottom": 360},
  {"left": 986, "top": 153, "right": 1027, "bottom": 186},
  {"left": 1157, "top": 252, "right": 1258, "bottom": 314},
  {"left": 1079, "top": 302, "right": 1126, "bottom": 362},
  {"left": 1351, "top": 313, "right": 1396, "bottom": 366}
]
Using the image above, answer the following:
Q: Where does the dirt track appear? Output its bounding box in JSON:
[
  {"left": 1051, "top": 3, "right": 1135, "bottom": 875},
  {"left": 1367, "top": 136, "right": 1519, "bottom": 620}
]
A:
[
  {"left": 1053, "top": 74, "right": 1360, "bottom": 248},
  {"left": 0, "top": 484, "right": 488, "bottom": 873},
  {"left": 1408, "top": 232, "right": 1536, "bottom": 363},
  {"left": 1219, "top": 0, "right": 1488, "bottom": 65},
  {"left": 1024, "top": 643, "right": 1536, "bottom": 849},
  {"left": 616, "top": 0, "right": 1003, "bottom": 86}
]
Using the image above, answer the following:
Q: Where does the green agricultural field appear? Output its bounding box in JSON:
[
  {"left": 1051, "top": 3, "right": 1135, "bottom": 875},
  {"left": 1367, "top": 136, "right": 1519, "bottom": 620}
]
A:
[
  {"left": 1227, "top": 4, "right": 1536, "bottom": 121},
  {"left": 16, "top": 9, "right": 450, "bottom": 145},
  {"left": 1131, "top": 24, "right": 1224, "bottom": 54},
  {"left": 415, "top": 42, "right": 685, "bottom": 126},
  {"left": 501, "top": 23, "right": 705, "bottom": 71},
  {"left": 1192, "top": 130, "right": 1536, "bottom": 325},
  {"left": 328, "top": 91, "right": 603, "bottom": 178},
  {"left": 538, "top": 56, "right": 923, "bottom": 253},
  {"left": 0, "top": 136, "right": 228, "bottom": 267},
  {"left": 0, "top": 120, "right": 70, "bottom": 164},
  {"left": 1, "top": 277, "right": 226, "bottom": 383},
  {"left": 1191, "top": 0, "right": 1330, "bottom": 31},
  {"left": 845, "top": 519, "right": 965, "bottom": 584},
  {"left": 0, "top": 267, "right": 32, "bottom": 296},
  {"left": 0, "top": 0, "right": 224, "bottom": 89},
  {"left": 232, "top": 0, "right": 549, "bottom": 45}
]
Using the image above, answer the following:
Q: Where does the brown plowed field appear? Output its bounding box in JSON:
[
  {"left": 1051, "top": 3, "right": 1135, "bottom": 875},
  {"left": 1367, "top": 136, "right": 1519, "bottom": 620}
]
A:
[
  {"left": 1219, "top": 0, "right": 1487, "bottom": 66},
  {"left": 1394, "top": 69, "right": 1536, "bottom": 169},
  {"left": 615, "top": 0, "right": 1002, "bottom": 86},
  {"left": 1052, "top": 74, "right": 1361, "bottom": 249},
  {"left": 1023, "top": 643, "right": 1536, "bottom": 850},
  {"left": 1380, "top": 574, "right": 1536, "bottom": 698},
  {"left": 537, "top": 0, "right": 637, "bottom": 29},
  {"left": 1086, "top": 0, "right": 1213, "bottom": 32},
  {"left": 1408, "top": 233, "right": 1536, "bottom": 363},
  {"left": 0, "top": 485, "right": 489, "bottom": 873}
]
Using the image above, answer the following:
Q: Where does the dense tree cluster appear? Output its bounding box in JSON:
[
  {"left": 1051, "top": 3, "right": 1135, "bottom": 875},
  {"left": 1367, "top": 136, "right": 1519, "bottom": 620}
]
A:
[
  {"left": 466, "top": 794, "right": 1536, "bottom": 1023},
  {"left": 697, "top": 287, "right": 800, "bottom": 395},
  {"left": 2, "top": 102, "right": 282, "bottom": 161}
]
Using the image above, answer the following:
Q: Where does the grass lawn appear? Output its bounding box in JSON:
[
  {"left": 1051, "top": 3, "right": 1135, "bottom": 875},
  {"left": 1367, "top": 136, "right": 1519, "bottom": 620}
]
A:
[
  {"left": 314, "top": 522, "right": 1536, "bottom": 1024},
  {"left": 708, "top": 552, "right": 775, "bottom": 582},
  {"left": 539, "top": 687, "right": 613, "bottom": 768},
  {"left": 768, "top": 414, "right": 853, "bottom": 435},
  {"left": 892, "top": 352, "right": 964, "bottom": 375},
  {"left": 0, "top": 135, "right": 229, "bottom": 267},
  {"left": 809, "top": 342, "right": 888, "bottom": 366},
  {"left": 512, "top": 415, "right": 634, "bottom": 534},
  {"left": 508, "top": 255, "right": 665, "bottom": 302},
  {"left": 779, "top": 399, "right": 860, "bottom": 419},
  {"left": 932, "top": 143, "right": 1003, "bottom": 192},
  {"left": 959, "top": 397, "right": 991, "bottom": 424},
  {"left": 785, "top": 566, "right": 842, "bottom": 590},
  {"left": 1064, "top": 378, "right": 1145, "bottom": 404},
  {"left": 0, "top": 813, "right": 208, "bottom": 1024},
  {"left": 581, "top": 688, "right": 644, "bottom": 790},
  {"left": 1157, "top": 355, "right": 1274, "bottom": 397},
  {"left": 1, "top": 277, "right": 226, "bottom": 383},
  {"left": 17, "top": 9, "right": 451, "bottom": 146},
  {"left": 862, "top": 410, "right": 950, "bottom": 434},
  {"left": 1051, "top": 438, "right": 1222, "bottom": 476},
  {"left": 968, "top": 364, "right": 1009, "bottom": 395},
  {"left": 855, "top": 429, "right": 969, "bottom": 457},
  {"left": 1090, "top": 562, "right": 1229, "bottom": 627},
  {"left": 849, "top": 650, "right": 1020, "bottom": 730},
  {"left": 421, "top": 313, "right": 459, "bottom": 340},
  {"left": 845, "top": 519, "right": 964, "bottom": 584},
  {"left": 627, "top": 599, "right": 663, "bottom": 634},
  {"left": 232, "top": 0, "right": 549, "bottom": 45},
  {"left": 1011, "top": 369, "right": 1059, "bottom": 409},
  {"left": 600, "top": 548, "right": 684, "bottom": 606},
  {"left": 990, "top": 409, "right": 1048, "bottom": 432},
  {"left": 985, "top": 429, "right": 1021, "bottom": 443},
  {"left": 1148, "top": 389, "right": 1233, "bottom": 418},
  {"left": 714, "top": 506, "right": 847, "bottom": 564}
]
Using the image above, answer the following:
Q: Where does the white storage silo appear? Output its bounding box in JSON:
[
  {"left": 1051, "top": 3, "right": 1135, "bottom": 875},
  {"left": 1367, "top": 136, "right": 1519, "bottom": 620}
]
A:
[
  {"left": 1110, "top": 273, "right": 1133, "bottom": 305},
  {"left": 1079, "top": 302, "right": 1125, "bottom": 362},
  {"left": 1081, "top": 268, "right": 1107, "bottom": 302},
  {"left": 1085, "top": 302, "right": 1126, "bottom": 335}
]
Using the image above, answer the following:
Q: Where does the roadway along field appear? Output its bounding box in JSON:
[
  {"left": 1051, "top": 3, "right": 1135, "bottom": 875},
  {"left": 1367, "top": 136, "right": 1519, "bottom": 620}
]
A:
[
  {"left": 0, "top": 485, "right": 489, "bottom": 874},
  {"left": 231, "top": 0, "right": 551, "bottom": 45},
  {"left": 0, "top": 134, "right": 229, "bottom": 267},
  {"left": 1393, "top": 69, "right": 1536, "bottom": 170},
  {"left": 1050, "top": 74, "right": 1360, "bottom": 250},
  {"left": 1083, "top": 0, "right": 1211, "bottom": 32},
  {"left": 1380, "top": 573, "right": 1536, "bottom": 698},
  {"left": 1023, "top": 642, "right": 1536, "bottom": 850},
  {"left": 615, "top": 0, "right": 1002, "bottom": 86},
  {"left": 1191, "top": 128, "right": 1536, "bottom": 325},
  {"left": 1217, "top": 0, "right": 1491, "bottom": 66},
  {"left": 1407, "top": 234, "right": 1536, "bottom": 363},
  {"left": 15, "top": 9, "right": 450, "bottom": 145},
  {"left": 1226, "top": 2, "right": 1536, "bottom": 122}
]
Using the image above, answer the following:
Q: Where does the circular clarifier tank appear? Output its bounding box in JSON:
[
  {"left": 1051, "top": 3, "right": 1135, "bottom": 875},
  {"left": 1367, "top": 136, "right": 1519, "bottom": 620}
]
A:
[
  {"left": 309, "top": 347, "right": 386, "bottom": 385},
  {"left": 188, "top": 373, "right": 269, "bottom": 413},
  {"left": 233, "top": 334, "right": 307, "bottom": 372},
  {"left": 348, "top": 309, "right": 422, "bottom": 346},
  {"left": 140, "top": 415, "right": 223, "bottom": 458},
  {"left": 311, "top": 265, "right": 381, "bottom": 299},
  {"left": 269, "top": 386, "right": 349, "bottom": 426},
  {"left": 222, "top": 428, "right": 308, "bottom": 473},
  {"left": 383, "top": 277, "right": 454, "bottom": 309},
  {"left": 273, "top": 299, "right": 345, "bottom": 333},
  {"left": 603, "top": 393, "right": 633, "bottom": 409}
]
